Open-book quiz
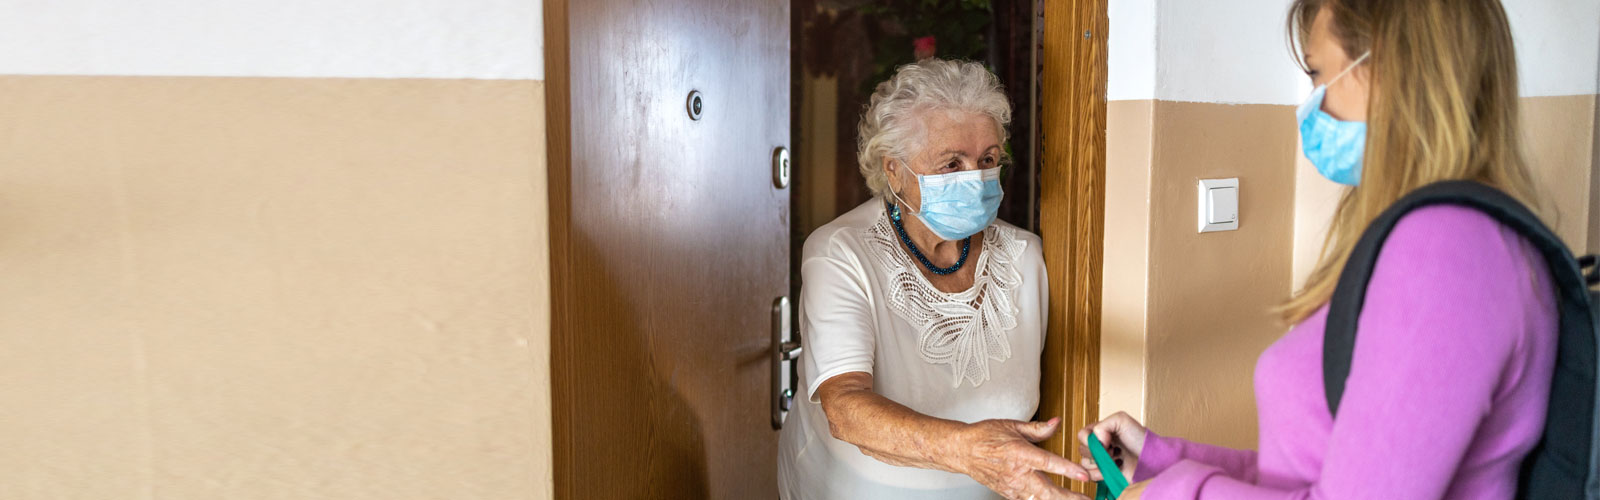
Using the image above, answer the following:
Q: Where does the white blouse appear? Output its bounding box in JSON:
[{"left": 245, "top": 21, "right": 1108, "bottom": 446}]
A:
[{"left": 778, "top": 200, "right": 1048, "bottom": 500}]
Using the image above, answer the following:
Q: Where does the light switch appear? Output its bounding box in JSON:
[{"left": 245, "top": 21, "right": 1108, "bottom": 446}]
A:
[
  {"left": 1208, "top": 187, "right": 1237, "bottom": 224},
  {"left": 1198, "top": 178, "right": 1240, "bottom": 233}
]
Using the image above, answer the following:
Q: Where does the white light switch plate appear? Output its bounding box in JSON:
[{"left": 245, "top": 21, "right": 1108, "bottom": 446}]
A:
[{"left": 1198, "top": 178, "right": 1239, "bottom": 233}]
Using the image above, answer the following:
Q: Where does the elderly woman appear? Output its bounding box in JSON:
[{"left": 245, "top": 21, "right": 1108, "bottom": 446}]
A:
[{"left": 777, "top": 59, "right": 1089, "bottom": 500}]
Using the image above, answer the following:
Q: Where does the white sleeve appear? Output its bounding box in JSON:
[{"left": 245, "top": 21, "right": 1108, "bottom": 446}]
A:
[
  {"left": 799, "top": 241, "right": 877, "bottom": 403},
  {"left": 1032, "top": 236, "right": 1048, "bottom": 345}
]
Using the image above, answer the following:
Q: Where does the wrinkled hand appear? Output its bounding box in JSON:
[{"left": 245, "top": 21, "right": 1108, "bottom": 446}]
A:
[
  {"left": 955, "top": 417, "right": 1091, "bottom": 500},
  {"left": 1075, "top": 411, "right": 1147, "bottom": 483}
]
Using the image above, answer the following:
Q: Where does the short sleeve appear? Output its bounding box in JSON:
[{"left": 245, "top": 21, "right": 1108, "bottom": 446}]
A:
[
  {"left": 1025, "top": 232, "right": 1048, "bottom": 337},
  {"left": 800, "top": 235, "right": 879, "bottom": 403}
]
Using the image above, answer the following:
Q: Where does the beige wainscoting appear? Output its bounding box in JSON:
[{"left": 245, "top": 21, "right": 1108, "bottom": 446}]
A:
[
  {"left": 0, "top": 75, "right": 552, "bottom": 500},
  {"left": 1101, "top": 100, "right": 1155, "bottom": 427},
  {"left": 1103, "top": 101, "right": 1298, "bottom": 448},
  {"left": 1143, "top": 102, "right": 1298, "bottom": 449},
  {"left": 1520, "top": 94, "right": 1598, "bottom": 252}
]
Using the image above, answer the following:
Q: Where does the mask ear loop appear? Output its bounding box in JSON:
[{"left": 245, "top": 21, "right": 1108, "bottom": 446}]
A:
[
  {"left": 1309, "top": 51, "right": 1370, "bottom": 118},
  {"left": 887, "top": 159, "right": 921, "bottom": 217},
  {"left": 1326, "top": 50, "right": 1371, "bottom": 87}
]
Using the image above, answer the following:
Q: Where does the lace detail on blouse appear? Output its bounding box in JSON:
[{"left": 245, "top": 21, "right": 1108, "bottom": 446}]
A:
[{"left": 865, "top": 214, "right": 1026, "bottom": 388}]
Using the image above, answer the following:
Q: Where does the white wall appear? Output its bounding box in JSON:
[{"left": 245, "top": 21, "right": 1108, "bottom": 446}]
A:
[
  {"left": 1107, "top": 0, "right": 1156, "bottom": 101},
  {"left": 1505, "top": 0, "right": 1600, "bottom": 97},
  {"left": 0, "top": 0, "right": 544, "bottom": 79},
  {"left": 1109, "top": 0, "right": 1600, "bottom": 103},
  {"left": 1154, "top": 0, "right": 1308, "bottom": 104},
  {"left": 1108, "top": 0, "right": 1303, "bottom": 103}
]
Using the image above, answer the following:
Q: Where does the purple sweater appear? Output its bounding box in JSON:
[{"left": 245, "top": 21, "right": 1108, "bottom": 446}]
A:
[{"left": 1133, "top": 206, "right": 1560, "bottom": 499}]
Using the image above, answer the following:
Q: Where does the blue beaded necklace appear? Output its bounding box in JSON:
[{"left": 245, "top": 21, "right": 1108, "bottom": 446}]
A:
[{"left": 887, "top": 201, "right": 970, "bottom": 275}]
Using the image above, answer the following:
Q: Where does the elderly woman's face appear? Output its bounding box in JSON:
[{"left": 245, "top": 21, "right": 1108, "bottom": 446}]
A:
[{"left": 885, "top": 109, "right": 1002, "bottom": 210}]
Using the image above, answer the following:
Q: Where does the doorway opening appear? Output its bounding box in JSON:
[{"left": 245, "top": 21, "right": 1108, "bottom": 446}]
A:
[
  {"left": 789, "top": 0, "right": 1042, "bottom": 246},
  {"left": 788, "top": 0, "right": 1106, "bottom": 494}
]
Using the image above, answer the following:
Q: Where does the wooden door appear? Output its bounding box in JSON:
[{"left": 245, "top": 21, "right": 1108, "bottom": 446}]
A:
[
  {"left": 544, "top": 0, "right": 791, "bottom": 498},
  {"left": 1039, "top": 0, "right": 1108, "bottom": 496}
]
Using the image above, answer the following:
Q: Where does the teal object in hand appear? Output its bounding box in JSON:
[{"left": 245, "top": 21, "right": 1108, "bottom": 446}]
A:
[{"left": 1088, "top": 434, "right": 1128, "bottom": 499}]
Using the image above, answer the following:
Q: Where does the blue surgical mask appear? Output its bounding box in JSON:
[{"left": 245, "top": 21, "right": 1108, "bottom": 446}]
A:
[
  {"left": 1297, "top": 51, "right": 1371, "bottom": 186},
  {"left": 891, "top": 166, "right": 1004, "bottom": 241}
]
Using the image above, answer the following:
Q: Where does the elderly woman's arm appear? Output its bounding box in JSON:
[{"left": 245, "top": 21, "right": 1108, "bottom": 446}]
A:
[{"left": 817, "top": 371, "right": 1090, "bottom": 500}]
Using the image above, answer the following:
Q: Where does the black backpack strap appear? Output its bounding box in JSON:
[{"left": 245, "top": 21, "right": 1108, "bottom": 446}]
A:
[
  {"left": 1582, "top": 254, "right": 1599, "bottom": 286},
  {"left": 1322, "top": 180, "right": 1598, "bottom": 498}
]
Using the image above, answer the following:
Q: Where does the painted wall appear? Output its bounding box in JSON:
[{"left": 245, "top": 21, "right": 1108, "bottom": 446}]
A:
[
  {"left": 0, "top": 0, "right": 543, "bottom": 80},
  {"left": 1103, "top": 0, "right": 1600, "bottom": 449},
  {"left": 1593, "top": 57, "right": 1600, "bottom": 254},
  {"left": 1142, "top": 102, "right": 1298, "bottom": 448},
  {"left": 1108, "top": 0, "right": 1600, "bottom": 103},
  {"left": 1100, "top": 100, "right": 1154, "bottom": 425},
  {"left": 1106, "top": 0, "right": 1156, "bottom": 102},
  {"left": 0, "top": 2, "right": 552, "bottom": 499},
  {"left": 1102, "top": 0, "right": 1307, "bottom": 448}
]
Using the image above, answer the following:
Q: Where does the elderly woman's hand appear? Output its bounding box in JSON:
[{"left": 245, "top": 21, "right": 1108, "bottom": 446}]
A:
[
  {"left": 953, "top": 417, "right": 1092, "bottom": 500},
  {"left": 817, "top": 373, "right": 1089, "bottom": 499}
]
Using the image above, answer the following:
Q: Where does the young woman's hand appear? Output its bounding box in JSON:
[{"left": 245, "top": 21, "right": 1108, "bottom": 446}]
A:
[
  {"left": 1075, "top": 412, "right": 1147, "bottom": 482},
  {"left": 1117, "top": 480, "right": 1150, "bottom": 499},
  {"left": 953, "top": 417, "right": 1091, "bottom": 500}
]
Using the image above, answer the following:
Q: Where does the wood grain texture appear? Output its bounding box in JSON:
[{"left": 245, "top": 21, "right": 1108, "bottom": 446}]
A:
[
  {"left": 1039, "top": 0, "right": 1108, "bottom": 494},
  {"left": 546, "top": 0, "right": 791, "bottom": 498},
  {"left": 542, "top": 0, "right": 575, "bottom": 498}
]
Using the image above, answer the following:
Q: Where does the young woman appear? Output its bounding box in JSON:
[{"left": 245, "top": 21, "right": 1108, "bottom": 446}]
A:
[{"left": 1077, "top": 1, "right": 1558, "bottom": 498}]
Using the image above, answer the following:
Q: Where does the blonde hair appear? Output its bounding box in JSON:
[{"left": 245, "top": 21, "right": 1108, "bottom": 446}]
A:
[
  {"left": 1279, "top": 0, "right": 1539, "bottom": 324},
  {"left": 856, "top": 59, "right": 1011, "bottom": 201}
]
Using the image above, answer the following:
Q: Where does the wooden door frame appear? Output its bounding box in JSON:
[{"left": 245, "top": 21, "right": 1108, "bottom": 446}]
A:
[
  {"left": 541, "top": 0, "right": 575, "bottom": 496},
  {"left": 546, "top": 0, "right": 1106, "bottom": 495},
  {"left": 1038, "top": 0, "right": 1108, "bottom": 493}
]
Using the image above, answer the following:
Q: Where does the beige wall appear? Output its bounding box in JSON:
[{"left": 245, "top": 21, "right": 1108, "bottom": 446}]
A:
[
  {"left": 1593, "top": 94, "right": 1600, "bottom": 254},
  {"left": 1290, "top": 154, "right": 1343, "bottom": 291},
  {"left": 1144, "top": 102, "right": 1298, "bottom": 449},
  {"left": 1103, "top": 101, "right": 1300, "bottom": 448},
  {"left": 1101, "top": 100, "right": 1153, "bottom": 424},
  {"left": 1516, "top": 95, "right": 1596, "bottom": 251},
  {"left": 0, "top": 75, "right": 552, "bottom": 499},
  {"left": 1106, "top": 94, "right": 1600, "bottom": 449}
]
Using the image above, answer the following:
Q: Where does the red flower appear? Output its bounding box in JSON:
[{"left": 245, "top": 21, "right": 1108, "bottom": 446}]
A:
[{"left": 913, "top": 36, "right": 937, "bottom": 60}]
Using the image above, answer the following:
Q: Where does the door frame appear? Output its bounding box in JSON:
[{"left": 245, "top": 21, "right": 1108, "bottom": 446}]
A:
[
  {"left": 541, "top": 0, "right": 575, "bottom": 496},
  {"left": 544, "top": 0, "right": 1107, "bottom": 495},
  {"left": 1038, "top": 0, "right": 1108, "bottom": 494}
]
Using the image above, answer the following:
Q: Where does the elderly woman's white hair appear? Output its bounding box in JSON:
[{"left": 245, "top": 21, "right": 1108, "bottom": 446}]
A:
[{"left": 856, "top": 58, "right": 1012, "bottom": 201}]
